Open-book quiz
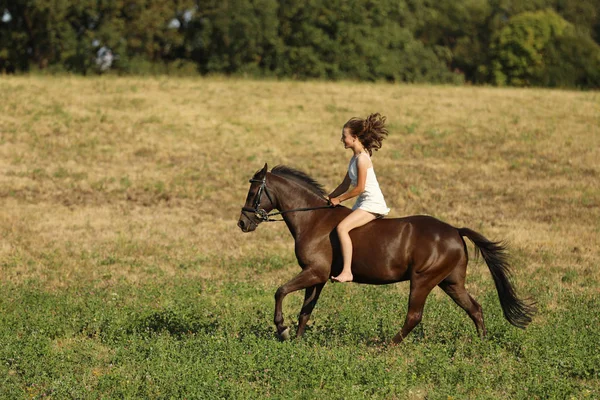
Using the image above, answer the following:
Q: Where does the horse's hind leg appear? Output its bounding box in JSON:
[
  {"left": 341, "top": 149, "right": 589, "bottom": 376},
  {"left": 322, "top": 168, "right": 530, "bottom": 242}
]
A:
[
  {"left": 392, "top": 281, "right": 436, "bottom": 344},
  {"left": 438, "top": 278, "right": 487, "bottom": 338},
  {"left": 296, "top": 283, "right": 325, "bottom": 338}
]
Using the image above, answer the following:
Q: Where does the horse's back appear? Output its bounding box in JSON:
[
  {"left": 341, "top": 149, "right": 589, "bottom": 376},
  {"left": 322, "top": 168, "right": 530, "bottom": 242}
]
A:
[
  {"left": 349, "top": 214, "right": 465, "bottom": 284},
  {"left": 362, "top": 214, "right": 458, "bottom": 237},
  {"left": 376, "top": 214, "right": 464, "bottom": 253}
]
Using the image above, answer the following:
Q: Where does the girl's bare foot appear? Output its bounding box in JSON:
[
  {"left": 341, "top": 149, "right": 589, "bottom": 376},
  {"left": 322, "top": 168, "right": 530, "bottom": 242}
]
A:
[{"left": 331, "top": 271, "right": 353, "bottom": 283}]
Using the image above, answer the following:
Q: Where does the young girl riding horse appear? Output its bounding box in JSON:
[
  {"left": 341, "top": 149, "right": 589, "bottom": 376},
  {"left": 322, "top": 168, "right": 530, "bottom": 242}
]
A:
[{"left": 328, "top": 113, "right": 390, "bottom": 282}]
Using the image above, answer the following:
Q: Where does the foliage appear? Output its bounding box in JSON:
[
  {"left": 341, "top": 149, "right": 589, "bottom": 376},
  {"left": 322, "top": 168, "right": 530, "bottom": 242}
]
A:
[
  {"left": 191, "top": 0, "right": 281, "bottom": 75},
  {"left": 0, "top": 0, "right": 599, "bottom": 87},
  {"left": 489, "top": 10, "right": 570, "bottom": 86},
  {"left": 274, "top": 0, "right": 460, "bottom": 83},
  {"left": 542, "top": 28, "right": 600, "bottom": 87}
]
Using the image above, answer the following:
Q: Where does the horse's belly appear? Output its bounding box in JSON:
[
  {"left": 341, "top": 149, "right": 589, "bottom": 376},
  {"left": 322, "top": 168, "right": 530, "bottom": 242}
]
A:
[
  {"left": 349, "top": 223, "right": 413, "bottom": 283},
  {"left": 352, "top": 258, "right": 410, "bottom": 284}
]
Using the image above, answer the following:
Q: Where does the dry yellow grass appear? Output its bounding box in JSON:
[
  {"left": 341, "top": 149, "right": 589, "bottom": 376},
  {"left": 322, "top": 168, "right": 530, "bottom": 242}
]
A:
[{"left": 1, "top": 76, "right": 598, "bottom": 295}]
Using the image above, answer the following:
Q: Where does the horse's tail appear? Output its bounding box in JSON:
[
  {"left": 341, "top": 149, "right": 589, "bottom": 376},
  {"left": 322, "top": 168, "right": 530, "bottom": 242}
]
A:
[{"left": 458, "top": 227, "right": 536, "bottom": 329}]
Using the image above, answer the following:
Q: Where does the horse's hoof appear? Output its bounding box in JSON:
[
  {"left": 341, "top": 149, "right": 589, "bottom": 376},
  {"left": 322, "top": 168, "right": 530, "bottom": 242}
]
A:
[{"left": 278, "top": 327, "right": 291, "bottom": 341}]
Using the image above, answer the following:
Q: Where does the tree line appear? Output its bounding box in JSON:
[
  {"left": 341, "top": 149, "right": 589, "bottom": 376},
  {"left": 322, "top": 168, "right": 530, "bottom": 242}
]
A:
[{"left": 1, "top": 0, "right": 599, "bottom": 88}]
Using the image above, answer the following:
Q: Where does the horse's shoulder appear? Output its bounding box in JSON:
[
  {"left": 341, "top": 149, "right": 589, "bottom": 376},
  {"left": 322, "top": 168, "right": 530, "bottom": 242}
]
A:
[{"left": 294, "top": 233, "right": 334, "bottom": 263}]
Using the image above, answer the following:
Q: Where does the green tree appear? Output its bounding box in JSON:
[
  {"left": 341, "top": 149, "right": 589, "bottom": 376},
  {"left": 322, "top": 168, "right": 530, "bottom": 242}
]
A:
[
  {"left": 554, "top": 0, "right": 599, "bottom": 38},
  {"left": 0, "top": 0, "right": 75, "bottom": 71},
  {"left": 275, "top": 0, "right": 459, "bottom": 82},
  {"left": 62, "top": 0, "right": 100, "bottom": 74},
  {"left": 412, "top": 0, "right": 495, "bottom": 82},
  {"left": 1, "top": 0, "right": 598, "bottom": 85},
  {"left": 487, "top": 9, "right": 600, "bottom": 86},
  {"left": 543, "top": 28, "right": 600, "bottom": 87},
  {"left": 185, "top": 0, "right": 280, "bottom": 75},
  {"left": 117, "top": 0, "right": 195, "bottom": 73}
]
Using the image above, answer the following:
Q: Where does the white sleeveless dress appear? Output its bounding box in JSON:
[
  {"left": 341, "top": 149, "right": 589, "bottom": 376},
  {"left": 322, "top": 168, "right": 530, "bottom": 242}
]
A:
[{"left": 348, "top": 153, "right": 390, "bottom": 216}]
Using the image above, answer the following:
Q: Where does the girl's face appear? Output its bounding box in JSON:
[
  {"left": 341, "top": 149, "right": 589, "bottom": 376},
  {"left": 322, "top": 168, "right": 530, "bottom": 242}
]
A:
[{"left": 341, "top": 128, "right": 356, "bottom": 149}]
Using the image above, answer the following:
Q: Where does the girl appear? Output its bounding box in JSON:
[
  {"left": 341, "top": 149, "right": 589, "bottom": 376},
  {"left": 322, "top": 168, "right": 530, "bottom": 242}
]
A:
[{"left": 328, "top": 113, "right": 390, "bottom": 283}]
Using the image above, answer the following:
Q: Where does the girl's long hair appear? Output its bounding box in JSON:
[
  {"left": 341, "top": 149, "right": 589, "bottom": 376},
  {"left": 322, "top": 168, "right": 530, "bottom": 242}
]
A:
[{"left": 344, "top": 113, "right": 388, "bottom": 156}]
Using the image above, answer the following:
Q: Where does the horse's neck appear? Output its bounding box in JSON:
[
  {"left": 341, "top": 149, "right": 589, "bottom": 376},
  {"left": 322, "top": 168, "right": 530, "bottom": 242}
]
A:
[
  {"left": 270, "top": 175, "right": 327, "bottom": 238},
  {"left": 270, "top": 175, "right": 322, "bottom": 210}
]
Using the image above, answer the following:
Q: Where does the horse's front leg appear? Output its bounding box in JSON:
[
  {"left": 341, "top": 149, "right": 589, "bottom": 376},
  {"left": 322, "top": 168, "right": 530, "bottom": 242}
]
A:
[
  {"left": 296, "top": 283, "right": 326, "bottom": 338},
  {"left": 274, "top": 269, "right": 326, "bottom": 340}
]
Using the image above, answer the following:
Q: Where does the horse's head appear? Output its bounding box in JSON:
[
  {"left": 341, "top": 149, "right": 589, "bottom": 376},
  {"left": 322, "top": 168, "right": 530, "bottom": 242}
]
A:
[{"left": 238, "top": 163, "right": 276, "bottom": 232}]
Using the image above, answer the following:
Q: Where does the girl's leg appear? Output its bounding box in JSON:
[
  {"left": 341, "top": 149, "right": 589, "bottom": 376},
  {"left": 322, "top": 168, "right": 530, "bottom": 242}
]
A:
[{"left": 332, "top": 209, "right": 377, "bottom": 282}]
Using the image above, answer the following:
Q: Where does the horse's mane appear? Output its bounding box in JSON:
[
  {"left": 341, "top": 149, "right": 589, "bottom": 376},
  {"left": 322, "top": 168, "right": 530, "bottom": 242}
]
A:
[{"left": 270, "top": 165, "right": 327, "bottom": 197}]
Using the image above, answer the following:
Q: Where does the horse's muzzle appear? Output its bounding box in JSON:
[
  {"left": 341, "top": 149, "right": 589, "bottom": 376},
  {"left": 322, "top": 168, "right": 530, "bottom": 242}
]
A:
[{"left": 237, "top": 214, "right": 257, "bottom": 232}]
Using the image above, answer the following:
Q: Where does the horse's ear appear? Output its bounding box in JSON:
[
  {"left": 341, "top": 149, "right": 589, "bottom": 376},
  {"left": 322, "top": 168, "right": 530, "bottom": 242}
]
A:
[{"left": 252, "top": 163, "right": 268, "bottom": 180}]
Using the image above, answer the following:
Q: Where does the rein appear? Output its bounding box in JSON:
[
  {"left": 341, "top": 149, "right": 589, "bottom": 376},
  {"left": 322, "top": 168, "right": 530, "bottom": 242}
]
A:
[
  {"left": 259, "top": 205, "right": 334, "bottom": 222},
  {"left": 241, "top": 177, "right": 334, "bottom": 222}
]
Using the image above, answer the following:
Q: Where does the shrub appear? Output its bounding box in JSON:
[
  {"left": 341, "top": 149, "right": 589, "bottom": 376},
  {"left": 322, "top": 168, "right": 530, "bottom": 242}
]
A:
[
  {"left": 489, "top": 9, "right": 600, "bottom": 88},
  {"left": 543, "top": 29, "right": 600, "bottom": 88}
]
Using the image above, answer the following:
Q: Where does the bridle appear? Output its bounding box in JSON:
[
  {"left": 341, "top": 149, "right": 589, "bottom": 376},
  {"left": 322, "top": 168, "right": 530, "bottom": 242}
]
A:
[
  {"left": 241, "top": 176, "right": 334, "bottom": 223},
  {"left": 241, "top": 176, "right": 276, "bottom": 222}
]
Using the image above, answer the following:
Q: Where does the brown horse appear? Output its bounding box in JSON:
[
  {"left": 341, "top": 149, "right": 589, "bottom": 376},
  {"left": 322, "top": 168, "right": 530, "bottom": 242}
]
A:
[{"left": 238, "top": 164, "right": 535, "bottom": 344}]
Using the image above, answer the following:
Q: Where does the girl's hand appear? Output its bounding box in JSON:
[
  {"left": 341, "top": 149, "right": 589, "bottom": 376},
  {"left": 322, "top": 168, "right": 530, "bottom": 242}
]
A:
[{"left": 329, "top": 197, "right": 341, "bottom": 206}]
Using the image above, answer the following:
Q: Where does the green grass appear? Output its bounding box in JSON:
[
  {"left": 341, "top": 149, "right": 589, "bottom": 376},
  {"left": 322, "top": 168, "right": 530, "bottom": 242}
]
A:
[{"left": 1, "top": 272, "right": 598, "bottom": 399}]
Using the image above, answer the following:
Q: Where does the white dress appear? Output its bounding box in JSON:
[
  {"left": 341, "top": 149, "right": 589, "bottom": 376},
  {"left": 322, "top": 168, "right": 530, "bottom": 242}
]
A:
[{"left": 348, "top": 153, "right": 390, "bottom": 216}]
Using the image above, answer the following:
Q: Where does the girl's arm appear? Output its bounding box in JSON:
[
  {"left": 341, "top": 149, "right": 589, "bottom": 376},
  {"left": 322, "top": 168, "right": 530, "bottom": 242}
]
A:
[
  {"left": 330, "top": 156, "right": 369, "bottom": 205},
  {"left": 328, "top": 173, "right": 351, "bottom": 199}
]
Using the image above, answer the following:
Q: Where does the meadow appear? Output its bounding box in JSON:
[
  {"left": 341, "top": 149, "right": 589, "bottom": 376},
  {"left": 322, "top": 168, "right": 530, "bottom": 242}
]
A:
[{"left": 0, "top": 76, "right": 599, "bottom": 399}]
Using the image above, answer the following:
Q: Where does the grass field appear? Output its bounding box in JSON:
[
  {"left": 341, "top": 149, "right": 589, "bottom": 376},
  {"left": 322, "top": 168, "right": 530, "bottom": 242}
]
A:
[{"left": 1, "top": 76, "right": 599, "bottom": 398}]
